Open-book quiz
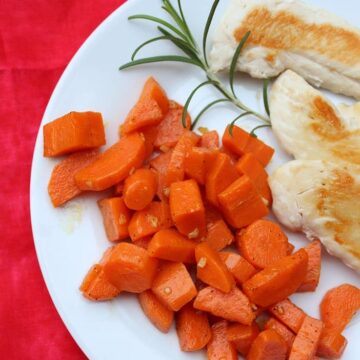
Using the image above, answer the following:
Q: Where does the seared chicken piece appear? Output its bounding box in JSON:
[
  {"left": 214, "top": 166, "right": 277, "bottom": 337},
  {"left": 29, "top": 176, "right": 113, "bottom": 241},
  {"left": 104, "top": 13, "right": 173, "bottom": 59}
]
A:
[
  {"left": 269, "top": 160, "right": 360, "bottom": 272},
  {"left": 210, "top": 0, "right": 360, "bottom": 99},
  {"left": 270, "top": 70, "right": 360, "bottom": 165}
]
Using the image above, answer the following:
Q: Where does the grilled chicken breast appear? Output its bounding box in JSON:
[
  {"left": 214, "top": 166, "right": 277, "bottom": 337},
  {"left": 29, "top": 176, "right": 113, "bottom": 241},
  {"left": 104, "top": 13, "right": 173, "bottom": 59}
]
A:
[
  {"left": 269, "top": 160, "right": 360, "bottom": 272},
  {"left": 270, "top": 70, "right": 360, "bottom": 165},
  {"left": 210, "top": 0, "right": 360, "bottom": 99}
]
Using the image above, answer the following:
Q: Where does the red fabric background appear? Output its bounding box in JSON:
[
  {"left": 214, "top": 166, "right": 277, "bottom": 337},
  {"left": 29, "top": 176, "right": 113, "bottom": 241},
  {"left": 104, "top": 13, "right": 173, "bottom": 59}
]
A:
[{"left": 0, "top": 1, "right": 125, "bottom": 358}]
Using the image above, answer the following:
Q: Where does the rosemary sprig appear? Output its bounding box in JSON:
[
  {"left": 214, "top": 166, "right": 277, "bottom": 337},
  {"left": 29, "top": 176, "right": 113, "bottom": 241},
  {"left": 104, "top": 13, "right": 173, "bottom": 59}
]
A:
[
  {"left": 250, "top": 124, "right": 272, "bottom": 138},
  {"left": 120, "top": 0, "right": 271, "bottom": 132},
  {"left": 263, "top": 78, "right": 271, "bottom": 117}
]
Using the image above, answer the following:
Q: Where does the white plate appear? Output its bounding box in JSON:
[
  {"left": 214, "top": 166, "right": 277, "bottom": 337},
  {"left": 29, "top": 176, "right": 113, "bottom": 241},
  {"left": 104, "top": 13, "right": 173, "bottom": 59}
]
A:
[{"left": 30, "top": 0, "right": 360, "bottom": 359}]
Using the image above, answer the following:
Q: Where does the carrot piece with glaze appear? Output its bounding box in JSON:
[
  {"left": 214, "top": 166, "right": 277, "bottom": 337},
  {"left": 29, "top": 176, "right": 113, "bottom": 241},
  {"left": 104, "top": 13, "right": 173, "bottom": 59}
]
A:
[
  {"left": 206, "top": 152, "right": 239, "bottom": 207},
  {"left": 80, "top": 264, "right": 120, "bottom": 301},
  {"left": 169, "top": 179, "right": 206, "bottom": 239},
  {"left": 222, "top": 125, "right": 250, "bottom": 158},
  {"left": 128, "top": 201, "right": 172, "bottom": 241},
  {"left": 269, "top": 299, "right": 306, "bottom": 334},
  {"left": 227, "top": 323, "right": 259, "bottom": 356},
  {"left": 164, "top": 130, "right": 199, "bottom": 186},
  {"left": 237, "top": 220, "right": 289, "bottom": 269},
  {"left": 205, "top": 218, "right": 234, "bottom": 251},
  {"left": 123, "top": 168, "right": 158, "bottom": 210},
  {"left": 147, "top": 228, "right": 196, "bottom": 263},
  {"left": 264, "top": 317, "right": 296, "bottom": 354},
  {"left": 104, "top": 242, "right": 158, "bottom": 293},
  {"left": 289, "top": 316, "right": 324, "bottom": 360},
  {"left": 43, "top": 111, "right": 105, "bottom": 157},
  {"left": 133, "top": 236, "right": 152, "bottom": 249},
  {"left": 243, "top": 134, "right": 275, "bottom": 167},
  {"left": 176, "top": 303, "right": 211, "bottom": 352},
  {"left": 219, "top": 252, "right": 257, "bottom": 285},
  {"left": 317, "top": 329, "right": 347, "bottom": 359},
  {"left": 154, "top": 100, "right": 191, "bottom": 149},
  {"left": 138, "top": 290, "right": 174, "bottom": 333},
  {"left": 150, "top": 150, "right": 173, "bottom": 201},
  {"left": 193, "top": 286, "right": 255, "bottom": 325},
  {"left": 243, "top": 249, "right": 308, "bottom": 307},
  {"left": 75, "top": 132, "right": 146, "bottom": 191},
  {"left": 184, "top": 147, "right": 218, "bottom": 185},
  {"left": 297, "top": 240, "right": 322, "bottom": 292},
  {"left": 207, "top": 321, "right": 237, "bottom": 360},
  {"left": 218, "top": 175, "right": 269, "bottom": 228},
  {"left": 195, "top": 242, "right": 235, "bottom": 293},
  {"left": 151, "top": 262, "right": 197, "bottom": 311},
  {"left": 235, "top": 153, "right": 272, "bottom": 204},
  {"left": 98, "top": 197, "right": 131, "bottom": 242},
  {"left": 120, "top": 77, "right": 169, "bottom": 135},
  {"left": 200, "top": 130, "right": 219, "bottom": 149},
  {"left": 320, "top": 283, "right": 360, "bottom": 333},
  {"left": 48, "top": 150, "right": 98, "bottom": 207},
  {"left": 141, "top": 125, "right": 159, "bottom": 159},
  {"left": 247, "top": 329, "right": 287, "bottom": 360}
]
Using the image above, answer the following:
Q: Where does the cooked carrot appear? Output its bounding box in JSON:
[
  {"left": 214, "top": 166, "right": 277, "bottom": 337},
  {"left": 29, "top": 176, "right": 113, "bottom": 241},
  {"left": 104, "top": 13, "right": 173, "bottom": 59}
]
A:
[
  {"left": 205, "top": 152, "right": 239, "bottom": 207},
  {"left": 48, "top": 150, "right": 98, "bottom": 207},
  {"left": 320, "top": 283, "right": 360, "bottom": 333},
  {"left": 128, "top": 201, "right": 172, "bottom": 241},
  {"left": 104, "top": 242, "right": 158, "bottom": 293},
  {"left": 147, "top": 228, "right": 196, "bottom": 263},
  {"left": 269, "top": 299, "right": 306, "bottom": 334},
  {"left": 218, "top": 175, "right": 269, "bottom": 228},
  {"left": 207, "top": 321, "right": 237, "bottom": 360},
  {"left": 120, "top": 77, "right": 169, "bottom": 135},
  {"left": 151, "top": 262, "right": 197, "bottom": 311},
  {"left": 247, "top": 329, "right": 287, "bottom": 360},
  {"left": 243, "top": 249, "right": 308, "bottom": 307},
  {"left": 193, "top": 286, "right": 255, "bottom": 325},
  {"left": 287, "top": 243, "right": 295, "bottom": 255},
  {"left": 154, "top": 100, "right": 191, "bottom": 149},
  {"left": 123, "top": 168, "right": 158, "bottom": 210},
  {"left": 222, "top": 125, "right": 251, "bottom": 158},
  {"left": 220, "top": 146, "right": 239, "bottom": 164},
  {"left": 141, "top": 125, "right": 159, "bottom": 159},
  {"left": 98, "top": 197, "right": 131, "bottom": 242},
  {"left": 243, "top": 134, "right": 275, "bottom": 167},
  {"left": 219, "top": 252, "right": 257, "bottom": 285},
  {"left": 75, "top": 132, "right": 145, "bottom": 191},
  {"left": 133, "top": 236, "right": 152, "bottom": 249},
  {"left": 297, "top": 240, "right": 321, "bottom": 292},
  {"left": 176, "top": 303, "right": 211, "bottom": 352},
  {"left": 169, "top": 179, "right": 206, "bottom": 239},
  {"left": 149, "top": 150, "right": 173, "bottom": 200},
  {"left": 317, "top": 329, "right": 347, "bottom": 359},
  {"left": 113, "top": 182, "right": 124, "bottom": 196},
  {"left": 205, "top": 218, "right": 234, "bottom": 251},
  {"left": 80, "top": 264, "right": 120, "bottom": 301},
  {"left": 195, "top": 242, "right": 235, "bottom": 293},
  {"left": 200, "top": 130, "right": 219, "bottom": 149},
  {"left": 264, "top": 317, "right": 296, "bottom": 354},
  {"left": 138, "top": 290, "right": 174, "bottom": 333},
  {"left": 184, "top": 147, "right": 218, "bottom": 185},
  {"left": 43, "top": 111, "right": 105, "bottom": 157},
  {"left": 227, "top": 323, "right": 259, "bottom": 356},
  {"left": 237, "top": 220, "right": 289, "bottom": 269},
  {"left": 235, "top": 153, "right": 272, "bottom": 204},
  {"left": 289, "top": 316, "right": 324, "bottom": 360},
  {"left": 164, "top": 130, "right": 199, "bottom": 186}
]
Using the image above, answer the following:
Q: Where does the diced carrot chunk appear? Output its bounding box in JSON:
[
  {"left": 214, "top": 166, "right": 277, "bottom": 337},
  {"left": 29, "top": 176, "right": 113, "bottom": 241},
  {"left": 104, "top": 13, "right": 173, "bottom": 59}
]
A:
[
  {"left": 104, "top": 243, "right": 158, "bottom": 293},
  {"left": 227, "top": 323, "right": 259, "bottom": 356},
  {"left": 207, "top": 321, "right": 237, "bottom": 360},
  {"left": 98, "top": 197, "right": 131, "bottom": 242},
  {"left": 128, "top": 201, "right": 172, "bottom": 241},
  {"left": 222, "top": 125, "right": 250, "bottom": 157},
  {"left": 205, "top": 218, "right": 234, "bottom": 251},
  {"left": 200, "top": 130, "right": 219, "bottom": 149},
  {"left": 43, "top": 111, "right": 105, "bottom": 157},
  {"left": 152, "top": 262, "right": 197, "bottom": 311},
  {"left": 218, "top": 175, "right": 269, "bottom": 228}
]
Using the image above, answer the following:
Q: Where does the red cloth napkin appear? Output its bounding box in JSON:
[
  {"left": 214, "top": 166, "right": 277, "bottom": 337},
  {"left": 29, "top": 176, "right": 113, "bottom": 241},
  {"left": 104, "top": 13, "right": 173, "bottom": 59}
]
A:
[{"left": 0, "top": 1, "right": 125, "bottom": 358}]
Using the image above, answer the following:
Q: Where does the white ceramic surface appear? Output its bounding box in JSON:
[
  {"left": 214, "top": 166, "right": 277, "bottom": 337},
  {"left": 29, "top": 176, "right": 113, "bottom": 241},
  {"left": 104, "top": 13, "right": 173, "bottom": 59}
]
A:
[{"left": 30, "top": 0, "right": 360, "bottom": 359}]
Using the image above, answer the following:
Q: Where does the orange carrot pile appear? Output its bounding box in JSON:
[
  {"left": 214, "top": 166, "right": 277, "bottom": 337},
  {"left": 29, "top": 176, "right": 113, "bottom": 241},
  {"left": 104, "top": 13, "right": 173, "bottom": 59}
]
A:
[{"left": 44, "top": 76, "right": 360, "bottom": 359}]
